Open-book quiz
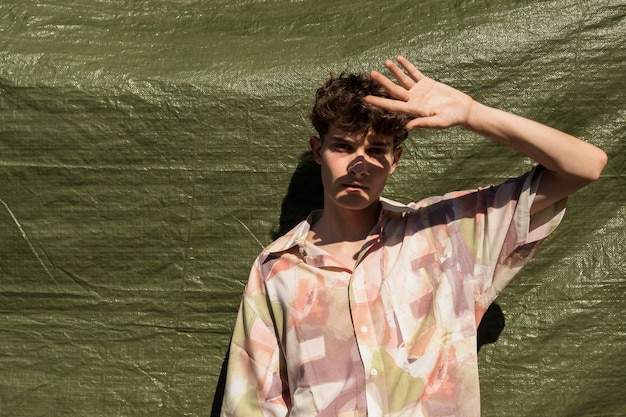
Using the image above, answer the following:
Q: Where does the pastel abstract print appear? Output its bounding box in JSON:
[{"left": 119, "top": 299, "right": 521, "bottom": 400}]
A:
[{"left": 222, "top": 166, "right": 566, "bottom": 417}]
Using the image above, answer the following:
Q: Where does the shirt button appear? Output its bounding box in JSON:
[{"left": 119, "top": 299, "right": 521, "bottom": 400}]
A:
[
  {"left": 370, "top": 369, "right": 378, "bottom": 376},
  {"left": 360, "top": 325, "right": 368, "bottom": 333}
]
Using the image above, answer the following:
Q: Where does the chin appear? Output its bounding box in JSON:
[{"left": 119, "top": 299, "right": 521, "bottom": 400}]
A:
[{"left": 335, "top": 194, "right": 378, "bottom": 211}]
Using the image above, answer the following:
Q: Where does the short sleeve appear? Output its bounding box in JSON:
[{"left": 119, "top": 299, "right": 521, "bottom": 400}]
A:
[{"left": 450, "top": 166, "right": 566, "bottom": 308}]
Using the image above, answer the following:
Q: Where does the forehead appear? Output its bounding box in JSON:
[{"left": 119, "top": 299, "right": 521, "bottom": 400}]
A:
[{"left": 325, "top": 125, "right": 395, "bottom": 146}]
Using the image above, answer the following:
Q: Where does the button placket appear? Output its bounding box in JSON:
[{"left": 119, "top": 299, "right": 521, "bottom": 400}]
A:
[{"left": 349, "top": 263, "right": 384, "bottom": 403}]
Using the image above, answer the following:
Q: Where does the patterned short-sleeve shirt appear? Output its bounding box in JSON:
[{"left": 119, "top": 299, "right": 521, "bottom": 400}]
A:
[{"left": 222, "top": 167, "right": 566, "bottom": 417}]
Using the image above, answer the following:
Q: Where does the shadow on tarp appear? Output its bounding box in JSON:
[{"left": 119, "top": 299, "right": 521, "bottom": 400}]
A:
[{"left": 210, "top": 151, "right": 505, "bottom": 415}]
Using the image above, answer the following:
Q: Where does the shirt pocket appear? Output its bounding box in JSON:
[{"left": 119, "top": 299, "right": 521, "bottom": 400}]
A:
[
  {"left": 384, "top": 250, "right": 475, "bottom": 359},
  {"left": 382, "top": 254, "right": 440, "bottom": 357}
]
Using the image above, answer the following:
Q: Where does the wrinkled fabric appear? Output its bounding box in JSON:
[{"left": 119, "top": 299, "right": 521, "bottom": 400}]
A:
[
  {"left": 1, "top": 1, "right": 622, "bottom": 416},
  {"left": 222, "top": 167, "right": 566, "bottom": 416}
]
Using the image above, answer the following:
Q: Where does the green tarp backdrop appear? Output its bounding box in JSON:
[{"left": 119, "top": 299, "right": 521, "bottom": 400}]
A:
[{"left": 1, "top": 0, "right": 624, "bottom": 415}]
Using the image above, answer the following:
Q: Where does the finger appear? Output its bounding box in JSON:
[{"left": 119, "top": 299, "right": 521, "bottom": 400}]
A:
[
  {"left": 364, "top": 95, "right": 412, "bottom": 114},
  {"left": 384, "top": 59, "right": 415, "bottom": 90},
  {"left": 370, "top": 70, "right": 410, "bottom": 101},
  {"left": 406, "top": 115, "right": 446, "bottom": 130},
  {"left": 396, "top": 56, "right": 426, "bottom": 82}
]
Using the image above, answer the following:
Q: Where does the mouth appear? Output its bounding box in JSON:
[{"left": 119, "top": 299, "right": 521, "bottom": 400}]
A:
[{"left": 342, "top": 182, "right": 367, "bottom": 191}]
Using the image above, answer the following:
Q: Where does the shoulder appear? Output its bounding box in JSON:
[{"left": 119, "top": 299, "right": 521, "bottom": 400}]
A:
[
  {"left": 383, "top": 169, "right": 539, "bottom": 224},
  {"left": 250, "top": 217, "right": 312, "bottom": 274},
  {"left": 264, "top": 216, "right": 312, "bottom": 253}
]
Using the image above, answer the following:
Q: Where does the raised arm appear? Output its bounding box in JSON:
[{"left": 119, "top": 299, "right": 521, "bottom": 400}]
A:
[{"left": 365, "top": 56, "right": 608, "bottom": 215}]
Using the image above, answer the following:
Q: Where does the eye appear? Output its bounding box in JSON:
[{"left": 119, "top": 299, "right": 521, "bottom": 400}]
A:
[
  {"left": 333, "top": 142, "right": 352, "bottom": 152},
  {"left": 368, "top": 147, "right": 387, "bottom": 155}
]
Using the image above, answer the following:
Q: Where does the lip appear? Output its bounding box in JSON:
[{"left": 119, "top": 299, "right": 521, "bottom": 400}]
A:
[{"left": 342, "top": 182, "right": 367, "bottom": 191}]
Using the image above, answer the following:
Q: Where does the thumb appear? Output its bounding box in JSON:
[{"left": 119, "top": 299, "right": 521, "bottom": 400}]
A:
[{"left": 406, "top": 115, "right": 448, "bottom": 130}]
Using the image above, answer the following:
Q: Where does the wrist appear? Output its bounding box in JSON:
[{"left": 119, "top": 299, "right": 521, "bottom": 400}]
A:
[{"left": 461, "top": 100, "right": 489, "bottom": 132}]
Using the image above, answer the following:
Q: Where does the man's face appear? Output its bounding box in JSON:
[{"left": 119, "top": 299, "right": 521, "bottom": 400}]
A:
[{"left": 310, "top": 125, "right": 402, "bottom": 213}]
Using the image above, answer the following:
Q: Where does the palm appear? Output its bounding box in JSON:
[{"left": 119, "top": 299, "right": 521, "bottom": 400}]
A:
[{"left": 366, "top": 56, "right": 473, "bottom": 130}]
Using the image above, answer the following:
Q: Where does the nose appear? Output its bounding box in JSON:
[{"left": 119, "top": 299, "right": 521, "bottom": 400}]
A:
[{"left": 348, "top": 157, "right": 369, "bottom": 177}]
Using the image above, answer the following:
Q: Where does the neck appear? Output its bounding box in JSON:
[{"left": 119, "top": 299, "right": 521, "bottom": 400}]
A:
[{"left": 311, "top": 200, "right": 380, "bottom": 244}]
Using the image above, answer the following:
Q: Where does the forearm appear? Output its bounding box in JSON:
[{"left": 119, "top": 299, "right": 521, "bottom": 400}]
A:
[
  {"left": 463, "top": 101, "right": 607, "bottom": 182},
  {"left": 366, "top": 55, "right": 607, "bottom": 208}
]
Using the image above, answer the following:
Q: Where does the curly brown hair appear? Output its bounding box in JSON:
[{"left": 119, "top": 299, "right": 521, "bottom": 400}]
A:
[{"left": 310, "top": 72, "right": 412, "bottom": 147}]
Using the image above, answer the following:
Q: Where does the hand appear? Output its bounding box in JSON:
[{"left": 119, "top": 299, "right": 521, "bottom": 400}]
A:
[
  {"left": 365, "top": 56, "right": 475, "bottom": 130},
  {"left": 366, "top": 58, "right": 606, "bottom": 215}
]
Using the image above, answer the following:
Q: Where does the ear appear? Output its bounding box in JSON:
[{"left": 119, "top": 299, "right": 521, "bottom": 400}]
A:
[
  {"left": 389, "top": 147, "right": 403, "bottom": 174},
  {"left": 309, "top": 136, "right": 323, "bottom": 164}
]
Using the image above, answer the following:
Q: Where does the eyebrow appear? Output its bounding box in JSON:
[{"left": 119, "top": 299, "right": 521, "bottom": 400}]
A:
[
  {"left": 330, "top": 136, "right": 393, "bottom": 148},
  {"left": 369, "top": 140, "right": 394, "bottom": 148},
  {"left": 330, "top": 135, "right": 354, "bottom": 143}
]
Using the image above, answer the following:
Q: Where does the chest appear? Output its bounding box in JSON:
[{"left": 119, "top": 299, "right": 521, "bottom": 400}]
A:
[
  {"left": 314, "top": 239, "right": 369, "bottom": 270},
  {"left": 268, "top": 230, "right": 474, "bottom": 328}
]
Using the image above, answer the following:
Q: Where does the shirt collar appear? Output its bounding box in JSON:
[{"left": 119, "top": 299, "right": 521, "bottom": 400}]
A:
[
  {"left": 265, "top": 198, "right": 414, "bottom": 256},
  {"left": 379, "top": 196, "right": 415, "bottom": 214}
]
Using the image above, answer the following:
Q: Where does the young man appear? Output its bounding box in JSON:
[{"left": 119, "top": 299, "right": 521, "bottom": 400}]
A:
[{"left": 220, "top": 56, "right": 607, "bottom": 416}]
